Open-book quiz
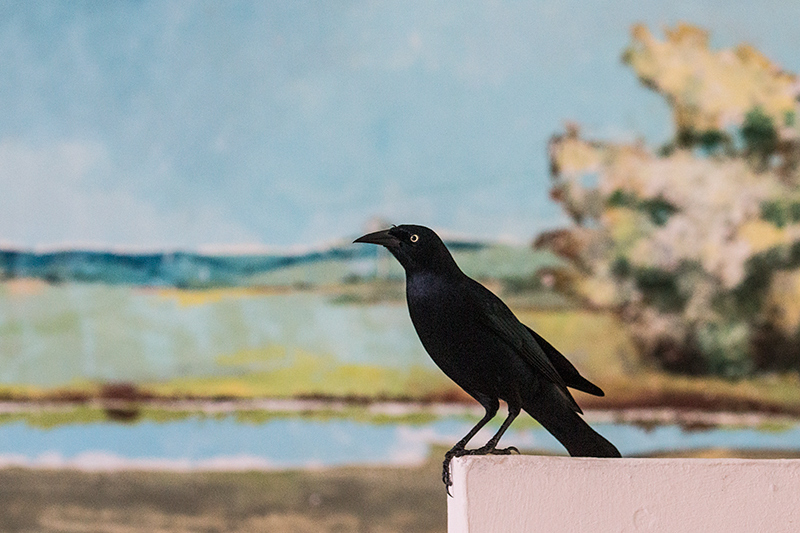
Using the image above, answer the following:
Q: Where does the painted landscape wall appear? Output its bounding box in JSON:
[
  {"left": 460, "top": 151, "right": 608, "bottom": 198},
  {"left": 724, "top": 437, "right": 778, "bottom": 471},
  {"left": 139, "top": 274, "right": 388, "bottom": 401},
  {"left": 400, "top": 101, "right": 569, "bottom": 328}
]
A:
[{"left": 2, "top": 3, "right": 800, "bottom": 531}]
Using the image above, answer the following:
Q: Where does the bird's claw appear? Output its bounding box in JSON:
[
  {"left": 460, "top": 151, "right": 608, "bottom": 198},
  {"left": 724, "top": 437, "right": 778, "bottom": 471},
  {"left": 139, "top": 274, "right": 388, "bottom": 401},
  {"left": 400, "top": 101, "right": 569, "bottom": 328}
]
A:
[
  {"left": 442, "top": 445, "right": 521, "bottom": 494},
  {"left": 442, "top": 447, "right": 471, "bottom": 494},
  {"left": 493, "top": 445, "right": 519, "bottom": 455},
  {"left": 443, "top": 455, "right": 454, "bottom": 494},
  {"left": 462, "top": 444, "right": 519, "bottom": 456},
  {"left": 442, "top": 455, "right": 454, "bottom": 492}
]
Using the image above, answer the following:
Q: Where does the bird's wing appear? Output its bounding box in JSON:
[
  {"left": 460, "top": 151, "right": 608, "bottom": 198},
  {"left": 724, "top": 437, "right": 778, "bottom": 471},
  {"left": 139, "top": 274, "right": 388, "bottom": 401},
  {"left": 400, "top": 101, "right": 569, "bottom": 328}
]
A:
[
  {"left": 464, "top": 279, "right": 572, "bottom": 393},
  {"left": 524, "top": 325, "right": 604, "bottom": 397}
]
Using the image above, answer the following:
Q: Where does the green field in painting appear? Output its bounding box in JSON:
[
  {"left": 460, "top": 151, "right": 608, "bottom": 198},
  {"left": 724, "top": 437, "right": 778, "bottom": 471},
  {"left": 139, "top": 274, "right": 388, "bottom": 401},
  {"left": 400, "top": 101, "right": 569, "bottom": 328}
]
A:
[
  {"left": 0, "top": 273, "right": 624, "bottom": 399},
  {"left": 1, "top": 240, "right": 799, "bottom": 413}
]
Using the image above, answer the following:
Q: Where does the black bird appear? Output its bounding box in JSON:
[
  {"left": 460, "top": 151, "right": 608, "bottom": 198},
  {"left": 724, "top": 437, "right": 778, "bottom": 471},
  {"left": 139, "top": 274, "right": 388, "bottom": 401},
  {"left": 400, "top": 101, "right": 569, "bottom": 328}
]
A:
[{"left": 355, "top": 224, "right": 620, "bottom": 490}]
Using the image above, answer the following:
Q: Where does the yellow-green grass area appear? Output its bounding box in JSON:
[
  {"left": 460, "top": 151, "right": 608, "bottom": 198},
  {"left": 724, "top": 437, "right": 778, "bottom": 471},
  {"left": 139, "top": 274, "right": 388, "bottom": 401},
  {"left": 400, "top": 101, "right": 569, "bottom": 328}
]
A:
[
  {"left": 2, "top": 446, "right": 799, "bottom": 533},
  {"left": 514, "top": 309, "right": 639, "bottom": 381},
  {"left": 0, "top": 401, "right": 452, "bottom": 430},
  {"left": 1, "top": 305, "right": 798, "bottom": 416},
  {"left": 145, "top": 356, "right": 455, "bottom": 401},
  {"left": 0, "top": 381, "right": 103, "bottom": 403},
  {"left": 0, "top": 308, "right": 633, "bottom": 402},
  {"left": 594, "top": 371, "right": 800, "bottom": 414},
  {"left": 516, "top": 309, "right": 800, "bottom": 415}
]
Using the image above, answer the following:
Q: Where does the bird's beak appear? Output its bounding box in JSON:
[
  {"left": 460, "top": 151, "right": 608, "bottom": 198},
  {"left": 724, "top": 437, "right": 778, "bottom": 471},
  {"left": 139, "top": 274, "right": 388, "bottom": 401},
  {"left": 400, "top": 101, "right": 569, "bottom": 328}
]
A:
[{"left": 353, "top": 228, "right": 400, "bottom": 248}]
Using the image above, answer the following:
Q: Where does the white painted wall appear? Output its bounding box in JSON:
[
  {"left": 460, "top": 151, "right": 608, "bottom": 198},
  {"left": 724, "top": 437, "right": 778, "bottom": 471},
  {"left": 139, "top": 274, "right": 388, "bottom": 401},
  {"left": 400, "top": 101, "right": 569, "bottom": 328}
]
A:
[{"left": 448, "top": 455, "right": 800, "bottom": 532}]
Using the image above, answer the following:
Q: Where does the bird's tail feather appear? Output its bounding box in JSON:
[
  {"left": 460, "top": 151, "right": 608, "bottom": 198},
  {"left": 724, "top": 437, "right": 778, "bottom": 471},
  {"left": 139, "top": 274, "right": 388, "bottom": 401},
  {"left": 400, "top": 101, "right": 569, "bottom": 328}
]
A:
[
  {"left": 524, "top": 385, "right": 621, "bottom": 458},
  {"left": 524, "top": 326, "right": 605, "bottom": 396}
]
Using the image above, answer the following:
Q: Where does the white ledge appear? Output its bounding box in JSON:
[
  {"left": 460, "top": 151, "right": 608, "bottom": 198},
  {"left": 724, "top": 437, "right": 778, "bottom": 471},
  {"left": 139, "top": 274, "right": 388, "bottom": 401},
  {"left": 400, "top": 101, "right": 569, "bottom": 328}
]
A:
[{"left": 448, "top": 455, "right": 800, "bottom": 533}]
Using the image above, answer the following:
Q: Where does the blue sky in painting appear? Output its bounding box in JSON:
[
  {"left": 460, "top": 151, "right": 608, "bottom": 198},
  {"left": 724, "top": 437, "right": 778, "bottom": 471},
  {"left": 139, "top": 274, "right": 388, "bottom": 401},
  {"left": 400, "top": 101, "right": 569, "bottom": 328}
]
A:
[{"left": 1, "top": 1, "right": 798, "bottom": 249}]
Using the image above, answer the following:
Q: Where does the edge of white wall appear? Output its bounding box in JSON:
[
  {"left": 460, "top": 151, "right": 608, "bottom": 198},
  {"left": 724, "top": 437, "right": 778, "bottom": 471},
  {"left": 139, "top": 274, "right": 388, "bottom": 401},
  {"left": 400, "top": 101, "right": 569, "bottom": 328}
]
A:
[{"left": 447, "top": 455, "right": 800, "bottom": 533}]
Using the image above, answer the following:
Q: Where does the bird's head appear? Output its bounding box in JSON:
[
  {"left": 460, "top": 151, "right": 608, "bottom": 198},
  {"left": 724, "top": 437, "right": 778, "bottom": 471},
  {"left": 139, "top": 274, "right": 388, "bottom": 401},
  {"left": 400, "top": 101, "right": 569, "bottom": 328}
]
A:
[{"left": 354, "top": 224, "right": 460, "bottom": 275}]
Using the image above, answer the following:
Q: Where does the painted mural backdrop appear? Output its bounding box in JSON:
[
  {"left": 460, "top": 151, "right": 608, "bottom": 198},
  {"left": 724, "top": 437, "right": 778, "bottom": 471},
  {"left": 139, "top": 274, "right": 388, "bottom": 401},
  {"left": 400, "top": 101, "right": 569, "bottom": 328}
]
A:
[{"left": 2, "top": 3, "right": 800, "bottom": 531}]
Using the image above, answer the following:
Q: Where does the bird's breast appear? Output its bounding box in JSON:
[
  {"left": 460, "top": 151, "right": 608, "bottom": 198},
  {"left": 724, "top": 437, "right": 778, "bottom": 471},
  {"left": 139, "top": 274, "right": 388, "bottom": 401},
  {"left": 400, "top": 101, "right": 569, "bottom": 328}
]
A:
[
  {"left": 406, "top": 275, "right": 479, "bottom": 352},
  {"left": 406, "top": 274, "right": 463, "bottom": 321}
]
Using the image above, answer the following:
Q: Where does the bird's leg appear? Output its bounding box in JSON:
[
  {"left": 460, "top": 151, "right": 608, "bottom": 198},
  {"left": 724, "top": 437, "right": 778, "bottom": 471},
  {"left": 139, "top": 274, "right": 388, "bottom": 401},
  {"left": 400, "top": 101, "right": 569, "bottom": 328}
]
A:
[
  {"left": 443, "top": 400, "right": 498, "bottom": 492},
  {"left": 470, "top": 402, "right": 521, "bottom": 455}
]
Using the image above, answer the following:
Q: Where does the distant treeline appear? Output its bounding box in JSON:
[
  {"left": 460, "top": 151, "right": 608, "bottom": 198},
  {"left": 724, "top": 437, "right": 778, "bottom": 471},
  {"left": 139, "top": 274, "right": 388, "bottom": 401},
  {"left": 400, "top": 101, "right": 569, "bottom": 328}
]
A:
[
  {"left": 0, "top": 240, "right": 485, "bottom": 288},
  {"left": 0, "top": 247, "right": 364, "bottom": 287}
]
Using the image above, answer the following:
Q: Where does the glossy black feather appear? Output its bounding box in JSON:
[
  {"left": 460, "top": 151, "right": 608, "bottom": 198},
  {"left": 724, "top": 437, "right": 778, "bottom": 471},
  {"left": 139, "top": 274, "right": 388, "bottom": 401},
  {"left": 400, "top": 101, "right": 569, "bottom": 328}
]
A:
[
  {"left": 524, "top": 325, "right": 605, "bottom": 397},
  {"left": 354, "top": 224, "right": 620, "bottom": 489},
  {"left": 462, "top": 277, "right": 582, "bottom": 412}
]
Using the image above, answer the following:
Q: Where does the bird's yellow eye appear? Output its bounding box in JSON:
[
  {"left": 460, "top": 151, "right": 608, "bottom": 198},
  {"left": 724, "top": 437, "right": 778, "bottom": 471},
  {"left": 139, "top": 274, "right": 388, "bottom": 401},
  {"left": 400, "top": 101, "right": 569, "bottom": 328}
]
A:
[{"left": 410, "top": 234, "right": 419, "bottom": 243}]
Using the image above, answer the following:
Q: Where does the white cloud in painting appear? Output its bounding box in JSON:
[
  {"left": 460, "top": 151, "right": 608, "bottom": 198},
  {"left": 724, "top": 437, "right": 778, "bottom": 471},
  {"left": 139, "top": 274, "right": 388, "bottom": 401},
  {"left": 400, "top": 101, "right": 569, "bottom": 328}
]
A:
[
  {"left": 1, "top": 2, "right": 799, "bottom": 247},
  {"left": 0, "top": 138, "right": 260, "bottom": 249}
]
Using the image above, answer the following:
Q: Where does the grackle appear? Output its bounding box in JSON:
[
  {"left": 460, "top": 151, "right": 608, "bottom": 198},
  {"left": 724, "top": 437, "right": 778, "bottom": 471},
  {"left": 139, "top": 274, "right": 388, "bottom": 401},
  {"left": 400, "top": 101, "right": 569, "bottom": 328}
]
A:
[{"left": 355, "top": 224, "right": 620, "bottom": 492}]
